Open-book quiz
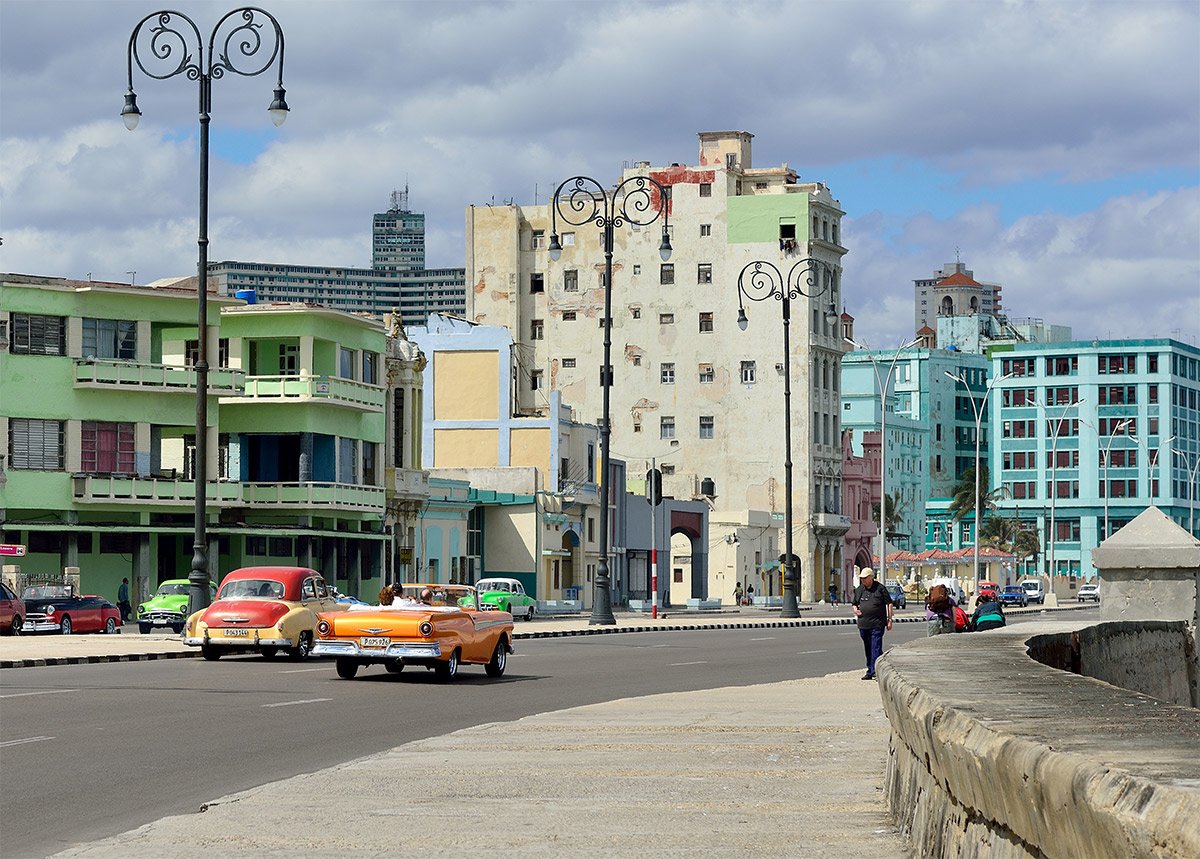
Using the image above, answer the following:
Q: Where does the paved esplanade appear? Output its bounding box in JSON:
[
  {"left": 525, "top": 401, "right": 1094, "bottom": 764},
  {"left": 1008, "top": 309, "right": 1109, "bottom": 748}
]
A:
[{"left": 3, "top": 610, "right": 913, "bottom": 857}]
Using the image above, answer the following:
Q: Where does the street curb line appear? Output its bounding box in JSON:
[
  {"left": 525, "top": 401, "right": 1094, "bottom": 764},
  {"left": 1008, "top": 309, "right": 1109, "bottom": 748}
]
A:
[{"left": 0, "top": 604, "right": 1096, "bottom": 668}]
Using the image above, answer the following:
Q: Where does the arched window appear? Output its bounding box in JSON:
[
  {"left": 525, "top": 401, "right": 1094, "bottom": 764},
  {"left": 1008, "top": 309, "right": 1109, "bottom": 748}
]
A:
[{"left": 940, "top": 296, "right": 954, "bottom": 316}]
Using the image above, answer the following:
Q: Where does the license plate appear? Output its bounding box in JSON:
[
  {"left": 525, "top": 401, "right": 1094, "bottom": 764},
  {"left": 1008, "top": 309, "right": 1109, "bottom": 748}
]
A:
[
  {"left": 152, "top": 619, "right": 171, "bottom": 626},
  {"left": 360, "top": 636, "right": 391, "bottom": 648},
  {"left": 223, "top": 628, "right": 249, "bottom": 637}
]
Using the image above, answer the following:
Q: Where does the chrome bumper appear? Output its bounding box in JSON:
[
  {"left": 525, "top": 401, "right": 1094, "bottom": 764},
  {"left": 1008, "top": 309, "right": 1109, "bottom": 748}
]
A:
[
  {"left": 311, "top": 640, "right": 441, "bottom": 660},
  {"left": 24, "top": 620, "right": 63, "bottom": 633},
  {"left": 183, "top": 633, "right": 292, "bottom": 647}
]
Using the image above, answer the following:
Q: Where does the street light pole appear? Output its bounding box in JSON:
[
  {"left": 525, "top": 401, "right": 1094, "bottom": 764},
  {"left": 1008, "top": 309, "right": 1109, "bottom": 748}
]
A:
[
  {"left": 945, "top": 370, "right": 1013, "bottom": 589},
  {"left": 1132, "top": 433, "right": 1176, "bottom": 505},
  {"left": 1038, "top": 396, "right": 1085, "bottom": 585},
  {"left": 1101, "top": 418, "right": 1131, "bottom": 540},
  {"left": 1172, "top": 447, "right": 1200, "bottom": 535},
  {"left": 846, "top": 337, "right": 919, "bottom": 585},
  {"left": 549, "top": 176, "right": 671, "bottom": 625},
  {"left": 124, "top": 8, "right": 288, "bottom": 612},
  {"left": 737, "top": 258, "right": 839, "bottom": 617}
]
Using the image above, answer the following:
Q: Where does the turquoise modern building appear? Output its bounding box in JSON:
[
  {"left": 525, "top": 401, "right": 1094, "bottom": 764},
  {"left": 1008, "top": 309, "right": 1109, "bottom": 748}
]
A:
[{"left": 990, "top": 338, "right": 1200, "bottom": 580}]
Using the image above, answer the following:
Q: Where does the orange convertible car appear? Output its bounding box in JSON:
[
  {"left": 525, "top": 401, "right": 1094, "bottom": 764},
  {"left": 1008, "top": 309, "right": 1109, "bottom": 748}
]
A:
[{"left": 311, "top": 584, "right": 514, "bottom": 681}]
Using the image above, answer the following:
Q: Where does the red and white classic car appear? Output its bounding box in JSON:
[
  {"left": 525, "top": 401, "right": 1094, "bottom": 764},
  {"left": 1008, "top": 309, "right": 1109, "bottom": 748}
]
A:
[
  {"left": 312, "top": 583, "right": 514, "bottom": 681},
  {"left": 182, "top": 566, "right": 343, "bottom": 661}
]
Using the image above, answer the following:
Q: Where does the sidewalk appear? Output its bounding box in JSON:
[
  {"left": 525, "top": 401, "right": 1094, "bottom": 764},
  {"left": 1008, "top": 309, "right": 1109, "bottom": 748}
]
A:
[{"left": 52, "top": 670, "right": 907, "bottom": 858}]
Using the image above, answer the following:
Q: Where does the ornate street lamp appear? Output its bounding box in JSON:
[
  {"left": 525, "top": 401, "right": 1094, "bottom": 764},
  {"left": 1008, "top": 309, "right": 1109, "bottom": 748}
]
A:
[
  {"left": 548, "top": 175, "right": 671, "bottom": 625},
  {"left": 124, "top": 8, "right": 288, "bottom": 612},
  {"left": 846, "top": 337, "right": 919, "bottom": 589},
  {"left": 737, "top": 258, "right": 838, "bottom": 618}
]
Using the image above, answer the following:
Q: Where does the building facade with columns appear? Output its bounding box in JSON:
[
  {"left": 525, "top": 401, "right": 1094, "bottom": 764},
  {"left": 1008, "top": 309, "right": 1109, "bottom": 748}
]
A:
[{"left": 465, "top": 131, "right": 848, "bottom": 602}]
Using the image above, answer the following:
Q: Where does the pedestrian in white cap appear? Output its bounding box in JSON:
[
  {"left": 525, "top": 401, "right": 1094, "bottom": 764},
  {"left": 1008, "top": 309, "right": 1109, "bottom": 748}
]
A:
[{"left": 850, "top": 568, "right": 893, "bottom": 680}]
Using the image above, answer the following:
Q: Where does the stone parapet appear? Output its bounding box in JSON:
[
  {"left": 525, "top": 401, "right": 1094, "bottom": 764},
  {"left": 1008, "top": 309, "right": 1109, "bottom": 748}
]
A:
[{"left": 877, "top": 619, "right": 1200, "bottom": 859}]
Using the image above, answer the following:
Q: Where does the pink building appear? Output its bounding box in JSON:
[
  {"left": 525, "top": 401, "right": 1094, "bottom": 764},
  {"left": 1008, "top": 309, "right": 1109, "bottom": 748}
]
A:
[{"left": 840, "top": 428, "right": 880, "bottom": 593}]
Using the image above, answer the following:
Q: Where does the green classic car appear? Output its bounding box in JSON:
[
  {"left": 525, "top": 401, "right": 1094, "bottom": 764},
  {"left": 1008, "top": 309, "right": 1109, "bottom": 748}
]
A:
[
  {"left": 474, "top": 578, "right": 536, "bottom": 621},
  {"left": 137, "top": 579, "right": 216, "bottom": 634}
]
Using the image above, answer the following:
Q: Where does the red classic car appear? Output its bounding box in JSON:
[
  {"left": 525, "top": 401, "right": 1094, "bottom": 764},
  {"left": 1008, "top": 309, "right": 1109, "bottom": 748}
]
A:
[
  {"left": 312, "top": 584, "right": 514, "bottom": 681},
  {"left": 182, "top": 566, "right": 343, "bottom": 661},
  {"left": 21, "top": 585, "right": 121, "bottom": 635},
  {"left": 1, "top": 581, "right": 25, "bottom": 635}
]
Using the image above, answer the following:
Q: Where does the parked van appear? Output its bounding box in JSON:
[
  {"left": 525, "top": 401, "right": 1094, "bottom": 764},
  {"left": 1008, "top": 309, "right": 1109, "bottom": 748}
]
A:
[
  {"left": 1021, "top": 579, "right": 1046, "bottom": 604},
  {"left": 926, "top": 577, "right": 965, "bottom": 608}
]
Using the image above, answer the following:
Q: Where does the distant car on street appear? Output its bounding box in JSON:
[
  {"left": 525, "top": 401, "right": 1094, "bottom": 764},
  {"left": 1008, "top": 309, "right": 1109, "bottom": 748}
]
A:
[
  {"left": 136, "top": 578, "right": 216, "bottom": 634},
  {"left": 977, "top": 581, "right": 1000, "bottom": 600},
  {"left": 0, "top": 581, "right": 26, "bottom": 635},
  {"left": 999, "top": 585, "right": 1028, "bottom": 608},
  {"left": 21, "top": 585, "right": 121, "bottom": 635},
  {"left": 475, "top": 577, "right": 537, "bottom": 620},
  {"left": 1021, "top": 580, "right": 1046, "bottom": 604},
  {"left": 1077, "top": 582, "right": 1101, "bottom": 603},
  {"left": 886, "top": 583, "right": 907, "bottom": 610}
]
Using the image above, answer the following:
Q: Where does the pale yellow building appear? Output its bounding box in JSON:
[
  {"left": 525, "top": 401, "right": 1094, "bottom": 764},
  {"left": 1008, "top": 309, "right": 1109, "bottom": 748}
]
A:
[{"left": 465, "top": 131, "right": 849, "bottom": 602}]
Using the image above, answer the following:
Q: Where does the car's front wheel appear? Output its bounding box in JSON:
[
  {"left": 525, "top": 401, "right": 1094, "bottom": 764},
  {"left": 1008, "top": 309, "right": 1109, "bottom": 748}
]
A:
[
  {"left": 485, "top": 640, "right": 507, "bottom": 678},
  {"left": 6, "top": 615, "right": 21, "bottom": 636},
  {"left": 289, "top": 632, "right": 311, "bottom": 661},
  {"left": 336, "top": 657, "right": 359, "bottom": 679},
  {"left": 59, "top": 616, "right": 73, "bottom": 635},
  {"left": 104, "top": 617, "right": 117, "bottom": 634}
]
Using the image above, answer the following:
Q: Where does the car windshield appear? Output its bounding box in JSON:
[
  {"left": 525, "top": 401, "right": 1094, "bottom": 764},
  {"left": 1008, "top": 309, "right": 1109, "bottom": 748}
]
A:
[
  {"left": 478, "top": 581, "right": 510, "bottom": 592},
  {"left": 1003, "top": 586, "right": 1023, "bottom": 593},
  {"left": 218, "top": 579, "right": 285, "bottom": 600},
  {"left": 157, "top": 583, "right": 190, "bottom": 597},
  {"left": 23, "top": 585, "right": 72, "bottom": 600},
  {"left": 1022, "top": 582, "right": 1039, "bottom": 590}
]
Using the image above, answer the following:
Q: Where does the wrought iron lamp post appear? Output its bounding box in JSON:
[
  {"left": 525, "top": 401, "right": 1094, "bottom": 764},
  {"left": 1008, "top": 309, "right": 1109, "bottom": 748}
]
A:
[
  {"left": 124, "top": 8, "right": 288, "bottom": 611},
  {"left": 737, "top": 258, "right": 838, "bottom": 618},
  {"left": 846, "top": 337, "right": 919, "bottom": 589},
  {"left": 548, "top": 175, "right": 672, "bottom": 625},
  {"left": 945, "top": 369, "right": 1013, "bottom": 589}
]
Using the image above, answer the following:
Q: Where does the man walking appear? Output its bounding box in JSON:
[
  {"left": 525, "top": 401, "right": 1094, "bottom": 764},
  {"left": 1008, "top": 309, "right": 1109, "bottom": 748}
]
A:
[
  {"left": 117, "top": 577, "right": 132, "bottom": 622},
  {"left": 851, "top": 568, "right": 893, "bottom": 680}
]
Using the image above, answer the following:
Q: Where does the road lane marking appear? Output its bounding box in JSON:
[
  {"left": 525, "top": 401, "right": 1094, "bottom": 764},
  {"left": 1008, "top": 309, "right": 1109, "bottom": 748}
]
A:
[
  {"left": 0, "top": 689, "right": 78, "bottom": 699},
  {"left": 667, "top": 661, "right": 707, "bottom": 666},
  {"left": 279, "top": 667, "right": 332, "bottom": 673},
  {"left": 749, "top": 636, "right": 775, "bottom": 641},
  {"left": 261, "top": 698, "right": 332, "bottom": 708},
  {"left": 796, "top": 650, "right": 827, "bottom": 655},
  {"left": 0, "top": 736, "right": 55, "bottom": 747}
]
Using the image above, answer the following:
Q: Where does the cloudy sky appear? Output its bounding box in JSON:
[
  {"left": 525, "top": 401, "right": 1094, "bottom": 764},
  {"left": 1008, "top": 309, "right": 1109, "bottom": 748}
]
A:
[{"left": 2, "top": 0, "right": 1197, "bottom": 347}]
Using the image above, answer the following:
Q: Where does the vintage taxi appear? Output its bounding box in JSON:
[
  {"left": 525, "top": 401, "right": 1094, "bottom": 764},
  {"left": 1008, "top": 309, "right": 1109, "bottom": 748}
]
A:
[
  {"left": 182, "top": 566, "right": 343, "bottom": 661},
  {"left": 311, "top": 583, "right": 514, "bottom": 681},
  {"left": 475, "top": 577, "right": 537, "bottom": 621}
]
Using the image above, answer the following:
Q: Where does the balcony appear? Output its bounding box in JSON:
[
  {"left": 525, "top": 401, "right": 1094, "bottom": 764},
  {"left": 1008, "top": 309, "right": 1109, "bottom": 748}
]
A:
[
  {"left": 387, "top": 467, "right": 430, "bottom": 504},
  {"left": 74, "top": 358, "right": 245, "bottom": 394},
  {"left": 240, "top": 481, "right": 385, "bottom": 513},
  {"left": 812, "top": 511, "right": 852, "bottom": 535},
  {"left": 71, "top": 473, "right": 241, "bottom": 506},
  {"left": 221, "top": 375, "right": 385, "bottom": 411}
]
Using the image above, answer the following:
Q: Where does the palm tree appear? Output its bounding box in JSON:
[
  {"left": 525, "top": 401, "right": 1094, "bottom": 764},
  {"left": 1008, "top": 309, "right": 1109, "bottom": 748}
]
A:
[
  {"left": 980, "top": 514, "right": 1020, "bottom": 550},
  {"left": 1012, "top": 527, "right": 1040, "bottom": 568},
  {"left": 948, "top": 466, "right": 997, "bottom": 522},
  {"left": 872, "top": 491, "right": 907, "bottom": 541}
]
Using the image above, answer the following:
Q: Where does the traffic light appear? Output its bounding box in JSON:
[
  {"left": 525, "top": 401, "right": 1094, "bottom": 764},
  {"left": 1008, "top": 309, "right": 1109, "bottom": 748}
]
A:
[{"left": 646, "top": 468, "right": 663, "bottom": 506}]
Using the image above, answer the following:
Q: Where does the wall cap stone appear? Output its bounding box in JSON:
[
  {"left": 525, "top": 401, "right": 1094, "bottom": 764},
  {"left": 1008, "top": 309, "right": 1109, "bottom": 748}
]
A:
[{"left": 1093, "top": 506, "right": 1200, "bottom": 571}]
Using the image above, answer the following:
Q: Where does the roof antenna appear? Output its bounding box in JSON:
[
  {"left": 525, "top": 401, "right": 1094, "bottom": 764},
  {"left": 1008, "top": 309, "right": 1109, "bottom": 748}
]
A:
[
  {"left": 954, "top": 246, "right": 961, "bottom": 264},
  {"left": 126, "top": 270, "right": 136, "bottom": 286}
]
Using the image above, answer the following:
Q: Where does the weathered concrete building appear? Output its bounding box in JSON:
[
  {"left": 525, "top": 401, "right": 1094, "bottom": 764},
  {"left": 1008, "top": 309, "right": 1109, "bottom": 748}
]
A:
[{"left": 465, "top": 131, "right": 848, "bottom": 602}]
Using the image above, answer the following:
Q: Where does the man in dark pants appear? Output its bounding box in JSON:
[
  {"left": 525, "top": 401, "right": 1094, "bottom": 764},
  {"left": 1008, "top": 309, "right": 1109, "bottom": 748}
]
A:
[
  {"left": 851, "top": 568, "right": 893, "bottom": 680},
  {"left": 117, "top": 577, "right": 132, "bottom": 622}
]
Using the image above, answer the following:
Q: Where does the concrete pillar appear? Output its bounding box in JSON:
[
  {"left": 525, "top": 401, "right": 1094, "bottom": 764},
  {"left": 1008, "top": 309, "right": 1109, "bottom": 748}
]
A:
[{"left": 1092, "top": 505, "right": 1200, "bottom": 706}]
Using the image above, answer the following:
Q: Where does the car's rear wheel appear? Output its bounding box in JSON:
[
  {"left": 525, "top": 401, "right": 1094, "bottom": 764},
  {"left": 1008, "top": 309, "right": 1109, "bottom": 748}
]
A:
[
  {"left": 8, "top": 616, "right": 21, "bottom": 636},
  {"left": 201, "top": 645, "right": 221, "bottom": 661},
  {"left": 336, "top": 657, "right": 359, "bottom": 679},
  {"left": 385, "top": 660, "right": 404, "bottom": 674},
  {"left": 104, "top": 617, "right": 117, "bottom": 634},
  {"left": 288, "top": 632, "right": 311, "bottom": 661},
  {"left": 261, "top": 646, "right": 278, "bottom": 660},
  {"left": 435, "top": 649, "right": 459, "bottom": 681},
  {"left": 485, "top": 640, "right": 507, "bottom": 677},
  {"left": 525, "top": 605, "right": 535, "bottom": 622},
  {"left": 60, "top": 616, "right": 73, "bottom": 635}
]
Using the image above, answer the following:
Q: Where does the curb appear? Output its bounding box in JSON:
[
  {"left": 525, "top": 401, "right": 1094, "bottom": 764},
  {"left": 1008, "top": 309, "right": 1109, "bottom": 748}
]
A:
[{"left": 0, "top": 604, "right": 1097, "bottom": 668}]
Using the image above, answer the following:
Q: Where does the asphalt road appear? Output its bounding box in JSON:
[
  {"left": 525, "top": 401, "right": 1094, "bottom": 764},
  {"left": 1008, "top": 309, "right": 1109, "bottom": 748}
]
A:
[{"left": 1, "top": 619, "right": 929, "bottom": 856}]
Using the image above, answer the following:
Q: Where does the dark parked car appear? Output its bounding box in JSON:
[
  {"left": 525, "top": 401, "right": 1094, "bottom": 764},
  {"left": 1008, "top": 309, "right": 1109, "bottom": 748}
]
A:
[
  {"left": 999, "top": 585, "right": 1028, "bottom": 608},
  {"left": 21, "top": 585, "right": 122, "bottom": 635},
  {"left": 886, "top": 583, "right": 907, "bottom": 610},
  {"left": 0, "top": 582, "right": 25, "bottom": 635}
]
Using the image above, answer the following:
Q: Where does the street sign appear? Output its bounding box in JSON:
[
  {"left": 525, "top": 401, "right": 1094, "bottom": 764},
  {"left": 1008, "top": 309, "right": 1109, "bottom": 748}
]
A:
[{"left": 0, "top": 544, "right": 27, "bottom": 557}]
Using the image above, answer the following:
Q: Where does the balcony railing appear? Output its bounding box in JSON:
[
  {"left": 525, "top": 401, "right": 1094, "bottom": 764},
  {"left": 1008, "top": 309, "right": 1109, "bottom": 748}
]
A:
[
  {"left": 71, "top": 473, "right": 241, "bottom": 506},
  {"left": 240, "top": 481, "right": 385, "bottom": 512},
  {"left": 74, "top": 358, "right": 245, "bottom": 394},
  {"left": 812, "top": 511, "right": 852, "bottom": 535},
  {"left": 222, "top": 375, "right": 385, "bottom": 410}
]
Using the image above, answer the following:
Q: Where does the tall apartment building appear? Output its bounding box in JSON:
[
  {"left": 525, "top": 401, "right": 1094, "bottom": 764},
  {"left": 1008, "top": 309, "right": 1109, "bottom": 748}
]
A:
[
  {"left": 466, "top": 130, "right": 848, "bottom": 602},
  {"left": 914, "top": 260, "right": 1002, "bottom": 335},
  {"left": 991, "top": 338, "right": 1200, "bottom": 579},
  {"left": 206, "top": 197, "right": 466, "bottom": 326}
]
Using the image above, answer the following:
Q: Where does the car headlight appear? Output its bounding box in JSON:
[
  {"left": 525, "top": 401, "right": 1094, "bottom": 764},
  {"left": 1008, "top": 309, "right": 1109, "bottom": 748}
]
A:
[
  {"left": 45, "top": 606, "right": 55, "bottom": 615},
  {"left": 138, "top": 604, "right": 147, "bottom": 614}
]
